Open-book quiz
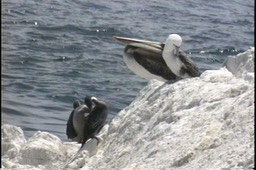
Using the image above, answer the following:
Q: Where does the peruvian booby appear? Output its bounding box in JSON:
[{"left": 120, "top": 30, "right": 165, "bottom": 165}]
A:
[
  {"left": 113, "top": 34, "right": 201, "bottom": 81},
  {"left": 66, "top": 96, "right": 108, "bottom": 148}
]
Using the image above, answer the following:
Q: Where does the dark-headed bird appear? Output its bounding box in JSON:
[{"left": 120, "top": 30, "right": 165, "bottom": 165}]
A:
[
  {"left": 81, "top": 97, "right": 108, "bottom": 147},
  {"left": 66, "top": 98, "right": 92, "bottom": 143},
  {"left": 113, "top": 34, "right": 201, "bottom": 81},
  {"left": 66, "top": 96, "right": 108, "bottom": 148}
]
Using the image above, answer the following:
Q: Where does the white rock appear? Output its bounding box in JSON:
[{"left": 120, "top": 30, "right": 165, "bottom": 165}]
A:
[
  {"left": 2, "top": 124, "right": 26, "bottom": 159},
  {"left": 17, "top": 131, "right": 65, "bottom": 166},
  {"left": 223, "top": 46, "right": 254, "bottom": 83}
]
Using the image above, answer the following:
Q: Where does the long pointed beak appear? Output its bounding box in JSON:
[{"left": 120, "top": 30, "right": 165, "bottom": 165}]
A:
[
  {"left": 174, "top": 45, "right": 180, "bottom": 56},
  {"left": 113, "top": 36, "right": 164, "bottom": 51}
]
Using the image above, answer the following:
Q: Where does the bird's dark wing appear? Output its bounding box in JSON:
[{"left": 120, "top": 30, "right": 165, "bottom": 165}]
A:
[
  {"left": 125, "top": 45, "right": 177, "bottom": 80},
  {"left": 66, "top": 110, "right": 77, "bottom": 139},
  {"left": 80, "top": 115, "right": 90, "bottom": 146},
  {"left": 178, "top": 50, "right": 202, "bottom": 77},
  {"left": 90, "top": 109, "right": 108, "bottom": 133},
  {"left": 81, "top": 108, "right": 108, "bottom": 145}
]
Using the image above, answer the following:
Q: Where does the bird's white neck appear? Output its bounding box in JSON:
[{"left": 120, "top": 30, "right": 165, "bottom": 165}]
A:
[{"left": 162, "top": 43, "right": 182, "bottom": 76}]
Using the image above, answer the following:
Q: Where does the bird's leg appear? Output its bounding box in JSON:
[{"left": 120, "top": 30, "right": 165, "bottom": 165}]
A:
[
  {"left": 79, "top": 139, "right": 84, "bottom": 143},
  {"left": 96, "top": 125, "right": 104, "bottom": 134},
  {"left": 80, "top": 141, "right": 86, "bottom": 149}
]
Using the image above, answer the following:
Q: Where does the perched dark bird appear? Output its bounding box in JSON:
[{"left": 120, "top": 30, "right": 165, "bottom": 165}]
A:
[
  {"left": 66, "top": 96, "right": 108, "bottom": 147},
  {"left": 81, "top": 97, "right": 108, "bottom": 147},
  {"left": 66, "top": 100, "right": 82, "bottom": 140},
  {"left": 66, "top": 97, "right": 92, "bottom": 143}
]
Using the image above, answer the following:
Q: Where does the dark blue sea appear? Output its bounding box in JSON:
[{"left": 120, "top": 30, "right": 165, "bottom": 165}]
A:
[{"left": 2, "top": 0, "right": 254, "bottom": 141}]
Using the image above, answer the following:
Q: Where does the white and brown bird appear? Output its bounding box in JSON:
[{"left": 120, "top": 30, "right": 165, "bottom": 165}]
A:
[{"left": 113, "top": 34, "right": 201, "bottom": 81}]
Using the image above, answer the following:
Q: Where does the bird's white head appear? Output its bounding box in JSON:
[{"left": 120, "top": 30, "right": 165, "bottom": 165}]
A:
[
  {"left": 162, "top": 34, "right": 183, "bottom": 71},
  {"left": 165, "top": 34, "right": 182, "bottom": 47},
  {"left": 91, "top": 97, "right": 98, "bottom": 102}
]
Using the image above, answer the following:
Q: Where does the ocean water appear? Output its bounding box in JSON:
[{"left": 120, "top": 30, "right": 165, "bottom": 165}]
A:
[{"left": 2, "top": 0, "right": 254, "bottom": 141}]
